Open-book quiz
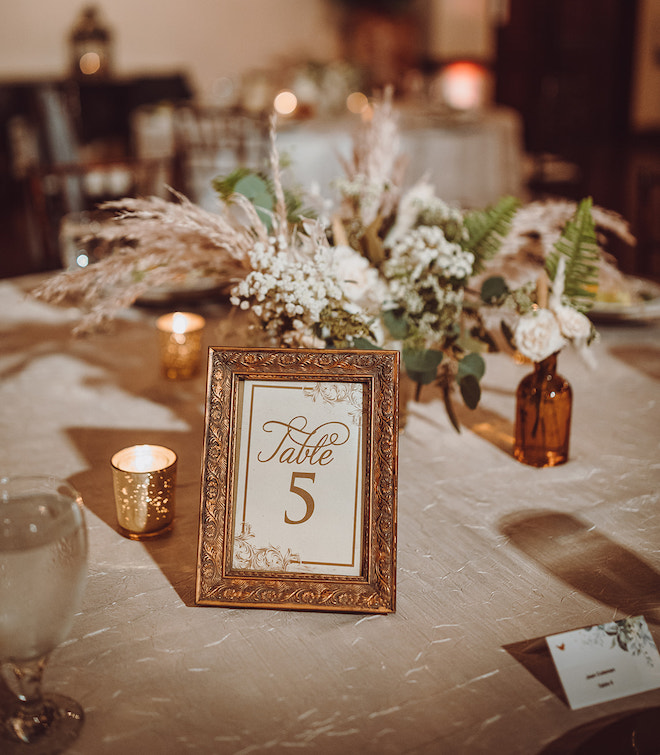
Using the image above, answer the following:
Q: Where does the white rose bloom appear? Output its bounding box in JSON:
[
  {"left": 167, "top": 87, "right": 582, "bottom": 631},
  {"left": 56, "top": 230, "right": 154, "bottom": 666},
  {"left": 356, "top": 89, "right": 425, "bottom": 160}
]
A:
[
  {"left": 552, "top": 304, "right": 592, "bottom": 341},
  {"left": 514, "top": 308, "right": 566, "bottom": 363},
  {"left": 331, "top": 245, "right": 386, "bottom": 311}
]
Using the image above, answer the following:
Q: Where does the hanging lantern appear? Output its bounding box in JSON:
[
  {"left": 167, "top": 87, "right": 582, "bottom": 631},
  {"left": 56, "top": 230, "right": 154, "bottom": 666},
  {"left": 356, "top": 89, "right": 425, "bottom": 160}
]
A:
[{"left": 69, "top": 6, "right": 113, "bottom": 79}]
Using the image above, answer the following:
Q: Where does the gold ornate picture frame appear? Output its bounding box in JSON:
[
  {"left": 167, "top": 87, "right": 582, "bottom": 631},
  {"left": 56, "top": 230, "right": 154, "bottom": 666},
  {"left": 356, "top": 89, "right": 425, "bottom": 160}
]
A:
[{"left": 195, "top": 348, "right": 398, "bottom": 614}]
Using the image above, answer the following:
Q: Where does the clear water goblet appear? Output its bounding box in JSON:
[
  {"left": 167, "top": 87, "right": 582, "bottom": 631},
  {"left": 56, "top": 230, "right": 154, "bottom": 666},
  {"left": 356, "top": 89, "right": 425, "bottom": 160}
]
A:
[{"left": 0, "top": 476, "right": 88, "bottom": 753}]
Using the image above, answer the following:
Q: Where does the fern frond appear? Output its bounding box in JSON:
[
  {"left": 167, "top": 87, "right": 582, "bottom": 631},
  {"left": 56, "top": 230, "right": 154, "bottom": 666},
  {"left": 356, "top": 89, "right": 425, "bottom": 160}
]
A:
[
  {"left": 545, "top": 197, "right": 599, "bottom": 312},
  {"left": 463, "top": 195, "right": 520, "bottom": 273}
]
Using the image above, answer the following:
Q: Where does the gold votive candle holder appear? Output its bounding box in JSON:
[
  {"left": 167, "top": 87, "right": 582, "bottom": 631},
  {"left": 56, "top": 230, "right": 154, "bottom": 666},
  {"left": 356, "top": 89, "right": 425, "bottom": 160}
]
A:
[
  {"left": 111, "top": 444, "right": 177, "bottom": 539},
  {"left": 156, "top": 311, "right": 206, "bottom": 379}
]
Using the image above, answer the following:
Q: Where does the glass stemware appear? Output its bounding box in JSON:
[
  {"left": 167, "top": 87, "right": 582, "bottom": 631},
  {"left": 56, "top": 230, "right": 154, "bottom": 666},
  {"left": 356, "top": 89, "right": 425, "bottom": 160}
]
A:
[{"left": 0, "top": 476, "right": 88, "bottom": 753}]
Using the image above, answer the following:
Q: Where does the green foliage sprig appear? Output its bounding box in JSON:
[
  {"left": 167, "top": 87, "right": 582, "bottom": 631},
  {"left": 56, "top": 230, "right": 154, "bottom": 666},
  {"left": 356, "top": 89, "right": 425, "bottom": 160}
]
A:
[
  {"left": 479, "top": 198, "right": 600, "bottom": 357},
  {"left": 464, "top": 195, "right": 520, "bottom": 274},
  {"left": 417, "top": 196, "right": 518, "bottom": 427},
  {"left": 213, "top": 169, "right": 312, "bottom": 230},
  {"left": 544, "top": 197, "right": 599, "bottom": 312},
  {"left": 480, "top": 197, "right": 599, "bottom": 313}
]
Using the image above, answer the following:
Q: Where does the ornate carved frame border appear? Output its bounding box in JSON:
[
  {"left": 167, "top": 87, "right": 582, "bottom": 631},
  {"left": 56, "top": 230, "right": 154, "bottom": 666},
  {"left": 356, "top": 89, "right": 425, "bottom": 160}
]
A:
[{"left": 195, "top": 347, "right": 398, "bottom": 613}]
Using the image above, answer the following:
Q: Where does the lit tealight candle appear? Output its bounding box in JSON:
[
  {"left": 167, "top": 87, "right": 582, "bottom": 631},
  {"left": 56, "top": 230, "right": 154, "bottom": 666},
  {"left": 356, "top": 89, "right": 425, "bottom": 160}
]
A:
[
  {"left": 111, "top": 444, "right": 177, "bottom": 539},
  {"left": 156, "top": 311, "right": 206, "bottom": 380}
]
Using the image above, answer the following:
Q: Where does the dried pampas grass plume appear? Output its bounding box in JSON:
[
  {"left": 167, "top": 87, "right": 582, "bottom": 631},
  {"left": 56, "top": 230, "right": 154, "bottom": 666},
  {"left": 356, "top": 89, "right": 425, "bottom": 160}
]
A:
[
  {"left": 478, "top": 198, "right": 636, "bottom": 294},
  {"left": 31, "top": 188, "right": 267, "bottom": 333}
]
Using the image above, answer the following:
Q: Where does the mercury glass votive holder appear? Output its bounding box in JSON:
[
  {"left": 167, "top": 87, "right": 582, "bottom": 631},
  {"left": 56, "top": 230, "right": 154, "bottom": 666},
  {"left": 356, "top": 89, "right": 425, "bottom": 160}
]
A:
[
  {"left": 111, "top": 444, "right": 177, "bottom": 539},
  {"left": 156, "top": 311, "right": 206, "bottom": 380}
]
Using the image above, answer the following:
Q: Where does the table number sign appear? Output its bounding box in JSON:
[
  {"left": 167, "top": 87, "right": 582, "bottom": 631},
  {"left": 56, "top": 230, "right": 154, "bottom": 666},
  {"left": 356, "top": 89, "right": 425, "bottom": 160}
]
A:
[
  {"left": 547, "top": 616, "right": 660, "bottom": 709},
  {"left": 233, "top": 379, "right": 364, "bottom": 577},
  {"left": 196, "top": 348, "right": 399, "bottom": 613}
]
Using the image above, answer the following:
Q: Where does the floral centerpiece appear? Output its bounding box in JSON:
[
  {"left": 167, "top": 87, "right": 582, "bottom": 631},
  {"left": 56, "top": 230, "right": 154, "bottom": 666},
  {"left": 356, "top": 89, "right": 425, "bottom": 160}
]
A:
[
  {"left": 34, "top": 96, "right": 519, "bottom": 430},
  {"left": 479, "top": 197, "right": 600, "bottom": 465},
  {"left": 481, "top": 196, "right": 599, "bottom": 362},
  {"left": 227, "top": 99, "right": 526, "bottom": 428},
  {"left": 31, "top": 93, "right": 632, "bottom": 440}
]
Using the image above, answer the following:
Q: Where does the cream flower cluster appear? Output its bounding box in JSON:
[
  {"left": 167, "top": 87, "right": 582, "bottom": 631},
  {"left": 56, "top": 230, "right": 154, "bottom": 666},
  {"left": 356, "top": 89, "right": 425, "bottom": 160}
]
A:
[
  {"left": 386, "top": 225, "right": 474, "bottom": 282},
  {"left": 514, "top": 308, "right": 567, "bottom": 363},
  {"left": 231, "top": 235, "right": 333, "bottom": 340},
  {"left": 328, "top": 244, "right": 387, "bottom": 314},
  {"left": 385, "top": 182, "right": 467, "bottom": 249},
  {"left": 513, "top": 258, "right": 594, "bottom": 363},
  {"left": 230, "top": 235, "right": 375, "bottom": 346},
  {"left": 383, "top": 225, "right": 474, "bottom": 346}
]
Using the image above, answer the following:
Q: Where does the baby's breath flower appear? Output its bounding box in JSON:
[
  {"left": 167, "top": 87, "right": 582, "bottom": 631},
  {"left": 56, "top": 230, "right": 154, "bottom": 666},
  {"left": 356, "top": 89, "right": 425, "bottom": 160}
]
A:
[
  {"left": 382, "top": 224, "right": 474, "bottom": 348},
  {"left": 230, "top": 228, "right": 375, "bottom": 348}
]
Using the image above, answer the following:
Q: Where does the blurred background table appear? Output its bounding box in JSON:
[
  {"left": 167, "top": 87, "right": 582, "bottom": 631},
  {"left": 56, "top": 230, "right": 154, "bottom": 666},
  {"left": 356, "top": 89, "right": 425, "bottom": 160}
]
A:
[
  {"left": 276, "top": 106, "right": 525, "bottom": 209},
  {"left": 1, "top": 273, "right": 659, "bottom": 754}
]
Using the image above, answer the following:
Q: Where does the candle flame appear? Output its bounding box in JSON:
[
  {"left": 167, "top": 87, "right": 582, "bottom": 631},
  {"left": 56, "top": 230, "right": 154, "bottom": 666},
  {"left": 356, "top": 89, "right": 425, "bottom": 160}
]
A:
[
  {"left": 172, "top": 312, "right": 188, "bottom": 334},
  {"left": 113, "top": 444, "right": 176, "bottom": 473}
]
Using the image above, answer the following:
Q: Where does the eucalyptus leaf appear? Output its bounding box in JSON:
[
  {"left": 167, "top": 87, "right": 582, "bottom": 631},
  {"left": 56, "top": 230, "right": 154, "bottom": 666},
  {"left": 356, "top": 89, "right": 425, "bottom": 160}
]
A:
[
  {"left": 457, "top": 352, "right": 485, "bottom": 381},
  {"left": 383, "top": 309, "right": 410, "bottom": 340},
  {"left": 480, "top": 275, "right": 509, "bottom": 303},
  {"left": 459, "top": 373, "right": 481, "bottom": 410},
  {"left": 351, "top": 337, "right": 382, "bottom": 350},
  {"left": 234, "top": 175, "right": 274, "bottom": 211},
  {"left": 231, "top": 175, "right": 274, "bottom": 228},
  {"left": 402, "top": 348, "right": 443, "bottom": 385}
]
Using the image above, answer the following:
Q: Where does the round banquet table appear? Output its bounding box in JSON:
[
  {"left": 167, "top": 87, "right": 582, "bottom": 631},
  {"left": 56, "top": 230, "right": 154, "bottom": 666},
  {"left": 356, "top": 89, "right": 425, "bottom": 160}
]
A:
[{"left": 1, "top": 274, "right": 659, "bottom": 754}]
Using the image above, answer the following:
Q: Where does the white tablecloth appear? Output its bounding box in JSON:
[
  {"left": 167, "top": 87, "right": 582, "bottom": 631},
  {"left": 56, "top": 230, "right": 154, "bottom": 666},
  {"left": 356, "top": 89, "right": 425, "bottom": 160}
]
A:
[{"left": 1, "top": 275, "right": 659, "bottom": 754}]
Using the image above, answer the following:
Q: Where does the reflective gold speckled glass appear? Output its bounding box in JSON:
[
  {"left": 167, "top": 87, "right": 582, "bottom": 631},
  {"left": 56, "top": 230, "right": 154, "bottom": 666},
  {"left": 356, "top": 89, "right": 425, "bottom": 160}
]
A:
[
  {"left": 156, "top": 312, "right": 205, "bottom": 380},
  {"left": 111, "top": 445, "right": 177, "bottom": 539}
]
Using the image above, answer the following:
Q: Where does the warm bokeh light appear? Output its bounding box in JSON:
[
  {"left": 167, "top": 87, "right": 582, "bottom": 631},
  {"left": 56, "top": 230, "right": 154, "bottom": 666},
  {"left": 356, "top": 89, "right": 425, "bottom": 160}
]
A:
[
  {"left": 273, "top": 90, "right": 297, "bottom": 115},
  {"left": 79, "top": 51, "right": 101, "bottom": 75},
  {"left": 440, "top": 61, "right": 488, "bottom": 110},
  {"left": 346, "top": 91, "right": 369, "bottom": 114}
]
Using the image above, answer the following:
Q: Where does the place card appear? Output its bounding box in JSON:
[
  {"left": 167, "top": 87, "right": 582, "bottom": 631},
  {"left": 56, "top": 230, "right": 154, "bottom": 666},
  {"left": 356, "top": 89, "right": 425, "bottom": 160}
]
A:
[{"left": 547, "top": 616, "right": 660, "bottom": 710}]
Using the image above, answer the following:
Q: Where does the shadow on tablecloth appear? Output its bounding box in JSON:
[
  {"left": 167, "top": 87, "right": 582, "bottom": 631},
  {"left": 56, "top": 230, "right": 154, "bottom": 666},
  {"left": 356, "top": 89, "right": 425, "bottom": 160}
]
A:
[
  {"left": 609, "top": 343, "right": 660, "bottom": 381},
  {"left": 498, "top": 510, "right": 660, "bottom": 625},
  {"left": 503, "top": 634, "right": 567, "bottom": 705},
  {"left": 537, "top": 705, "right": 660, "bottom": 754},
  {"left": 406, "top": 377, "right": 516, "bottom": 454},
  {"left": 67, "top": 426, "right": 202, "bottom": 607}
]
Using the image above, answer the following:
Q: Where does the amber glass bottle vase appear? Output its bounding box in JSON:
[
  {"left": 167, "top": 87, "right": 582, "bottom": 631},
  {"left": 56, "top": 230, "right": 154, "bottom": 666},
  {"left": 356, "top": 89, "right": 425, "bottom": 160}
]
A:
[{"left": 514, "top": 352, "right": 572, "bottom": 467}]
